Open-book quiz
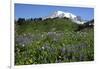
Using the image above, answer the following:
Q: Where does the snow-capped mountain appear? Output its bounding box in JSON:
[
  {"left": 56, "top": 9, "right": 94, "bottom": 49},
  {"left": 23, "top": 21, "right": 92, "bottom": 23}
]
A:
[
  {"left": 43, "top": 11, "right": 85, "bottom": 24},
  {"left": 50, "top": 11, "right": 76, "bottom": 19}
]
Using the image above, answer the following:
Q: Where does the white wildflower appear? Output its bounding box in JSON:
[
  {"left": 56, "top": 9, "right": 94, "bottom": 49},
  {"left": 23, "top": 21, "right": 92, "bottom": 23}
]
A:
[
  {"left": 22, "top": 44, "right": 25, "bottom": 47},
  {"left": 42, "top": 46, "right": 45, "bottom": 50}
]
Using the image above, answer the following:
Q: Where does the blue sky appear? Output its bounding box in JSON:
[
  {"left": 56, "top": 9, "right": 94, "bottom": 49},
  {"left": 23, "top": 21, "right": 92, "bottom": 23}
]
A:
[{"left": 15, "top": 4, "right": 94, "bottom": 20}]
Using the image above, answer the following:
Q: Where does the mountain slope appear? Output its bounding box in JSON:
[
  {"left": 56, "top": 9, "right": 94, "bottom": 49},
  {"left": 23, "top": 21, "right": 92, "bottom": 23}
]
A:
[{"left": 16, "top": 18, "right": 79, "bottom": 35}]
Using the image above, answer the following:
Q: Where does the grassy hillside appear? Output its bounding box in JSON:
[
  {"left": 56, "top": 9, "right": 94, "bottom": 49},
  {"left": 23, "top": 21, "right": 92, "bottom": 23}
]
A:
[{"left": 15, "top": 18, "right": 94, "bottom": 65}]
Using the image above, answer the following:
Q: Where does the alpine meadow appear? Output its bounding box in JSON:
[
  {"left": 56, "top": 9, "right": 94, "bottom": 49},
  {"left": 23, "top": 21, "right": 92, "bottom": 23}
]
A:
[{"left": 15, "top": 4, "right": 94, "bottom": 65}]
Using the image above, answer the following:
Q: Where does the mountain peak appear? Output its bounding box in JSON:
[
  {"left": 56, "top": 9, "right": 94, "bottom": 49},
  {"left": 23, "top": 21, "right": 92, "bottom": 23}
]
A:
[
  {"left": 54, "top": 10, "right": 66, "bottom": 14},
  {"left": 48, "top": 10, "right": 77, "bottom": 19},
  {"left": 43, "top": 10, "right": 85, "bottom": 24}
]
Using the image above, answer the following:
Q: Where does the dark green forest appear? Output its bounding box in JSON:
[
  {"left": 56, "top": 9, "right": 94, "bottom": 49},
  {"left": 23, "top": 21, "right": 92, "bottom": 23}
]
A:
[{"left": 15, "top": 17, "right": 94, "bottom": 65}]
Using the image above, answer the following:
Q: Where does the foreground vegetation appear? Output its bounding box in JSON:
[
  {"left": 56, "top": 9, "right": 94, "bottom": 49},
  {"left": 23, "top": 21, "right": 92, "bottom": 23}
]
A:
[{"left": 15, "top": 18, "right": 94, "bottom": 65}]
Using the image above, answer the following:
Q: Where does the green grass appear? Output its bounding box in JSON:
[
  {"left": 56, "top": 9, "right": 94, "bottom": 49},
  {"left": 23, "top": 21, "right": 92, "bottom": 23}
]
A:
[{"left": 15, "top": 18, "right": 94, "bottom": 65}]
